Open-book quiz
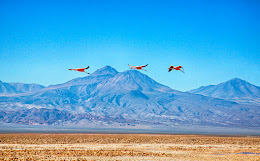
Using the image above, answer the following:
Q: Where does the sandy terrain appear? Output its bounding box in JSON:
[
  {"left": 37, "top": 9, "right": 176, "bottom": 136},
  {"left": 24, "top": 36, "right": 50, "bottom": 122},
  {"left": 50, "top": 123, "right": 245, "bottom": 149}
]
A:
[{"left": 0, "top": 134, "right": 259, "bottom": 160}]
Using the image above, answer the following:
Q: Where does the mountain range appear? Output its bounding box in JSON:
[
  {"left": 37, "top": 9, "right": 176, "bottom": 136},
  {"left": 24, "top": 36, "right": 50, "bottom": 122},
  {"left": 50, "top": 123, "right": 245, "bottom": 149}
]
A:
[
  {"left": 0, "top": 66, "right": 259, "bottom": 128},
  {"left": 189, "top": 78, "right": 260, "bottom": 105},
  {"left": 0, "top": 81, "right": 45, "bottom": 96}
]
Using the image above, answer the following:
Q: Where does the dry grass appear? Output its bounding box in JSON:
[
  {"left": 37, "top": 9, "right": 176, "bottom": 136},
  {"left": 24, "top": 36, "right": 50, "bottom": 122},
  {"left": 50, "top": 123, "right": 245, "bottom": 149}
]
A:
[{"left": 0, "top": 134, "right": 259, "bottom": 160}]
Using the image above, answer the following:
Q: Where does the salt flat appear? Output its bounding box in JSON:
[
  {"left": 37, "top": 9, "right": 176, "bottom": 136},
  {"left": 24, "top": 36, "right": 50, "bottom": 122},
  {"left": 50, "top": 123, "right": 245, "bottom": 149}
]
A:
[{"left": 0, "top": 134, "right": 259, "bottom": 160}]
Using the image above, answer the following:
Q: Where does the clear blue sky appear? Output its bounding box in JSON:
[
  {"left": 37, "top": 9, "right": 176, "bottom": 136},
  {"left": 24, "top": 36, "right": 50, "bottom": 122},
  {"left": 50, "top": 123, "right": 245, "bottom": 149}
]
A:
[{"left": 0, "top": 0, "right": 259, "bottom": 91}]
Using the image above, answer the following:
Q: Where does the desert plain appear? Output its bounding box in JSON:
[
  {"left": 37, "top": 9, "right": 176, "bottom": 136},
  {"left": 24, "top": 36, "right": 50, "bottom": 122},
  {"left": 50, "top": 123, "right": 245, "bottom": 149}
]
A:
[{"left": 0, "top": 133, "right": 259, "bottom": 160}]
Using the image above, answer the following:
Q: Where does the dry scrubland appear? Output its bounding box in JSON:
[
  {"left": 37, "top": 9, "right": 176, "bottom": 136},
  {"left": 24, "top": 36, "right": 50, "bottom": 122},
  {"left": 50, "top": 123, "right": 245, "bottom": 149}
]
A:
[{"left": 0, "top": 134, "right": 259, "bottom": 160}]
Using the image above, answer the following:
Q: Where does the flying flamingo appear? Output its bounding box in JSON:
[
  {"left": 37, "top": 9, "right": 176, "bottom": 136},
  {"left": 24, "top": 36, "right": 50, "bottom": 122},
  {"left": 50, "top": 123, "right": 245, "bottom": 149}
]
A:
[
  {"left": 69, "top": 66, "right": 90, "bottom": 74},
  {"left": 128, "top": 64, "right": 148, "bottom": 71},
  {"left": 168, "top": 66, "right": 184, "bottom": 73}
]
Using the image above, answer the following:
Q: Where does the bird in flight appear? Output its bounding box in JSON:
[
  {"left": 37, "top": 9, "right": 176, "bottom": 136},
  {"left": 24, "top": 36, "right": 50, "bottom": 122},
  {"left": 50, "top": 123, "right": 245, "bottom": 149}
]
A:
[
  {"left": 168, "top": 66, "right": 184, "bottom": 73},
  {"left": 69, "top": 66, "right": 90, "bottom": 74},
  {"left": 128, "top": 64, "right": 148, "bottom": 71}
]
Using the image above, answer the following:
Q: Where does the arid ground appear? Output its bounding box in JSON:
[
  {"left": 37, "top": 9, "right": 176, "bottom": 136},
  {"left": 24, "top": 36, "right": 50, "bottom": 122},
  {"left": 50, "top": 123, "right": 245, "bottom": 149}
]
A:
[{"left": 0, "top": 134, "right": 259, "bottom": 160}]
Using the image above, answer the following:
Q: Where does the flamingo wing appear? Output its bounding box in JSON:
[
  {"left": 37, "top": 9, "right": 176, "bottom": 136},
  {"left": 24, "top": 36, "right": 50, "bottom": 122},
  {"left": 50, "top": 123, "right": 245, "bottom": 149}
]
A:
[
  {"left": 141, "top": 64, "right": 148, "bottom": 67},
  {"left": 77, "top": 68, "right": 86, "bottom": 72}
]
